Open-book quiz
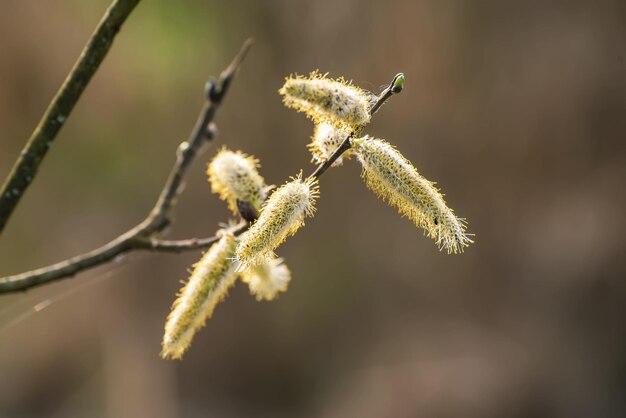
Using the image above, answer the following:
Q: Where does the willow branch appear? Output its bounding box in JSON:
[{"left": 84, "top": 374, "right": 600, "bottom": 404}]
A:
[
  {"left": 309, "top": 73, "right": 404, "bottom": 180},
  {"left": 133, "top": 221, "right": 249, "bottom": 253},
  {"left": 143, "top": 39, "right": 252, "bottom": 233},
  {"left": 0, "top": 0, "right": 142, "bottom": 236},
  {"left": 0, "top": 40, "right": 253, "bottom": 294}
]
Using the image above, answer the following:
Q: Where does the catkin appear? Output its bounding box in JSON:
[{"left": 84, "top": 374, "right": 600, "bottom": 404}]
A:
[
  {"left": 161, "top": 232, "right": 238, "bottom": 360},
  {"left": 240, "top": 257, "right": 291, "bottom": 301},
  {"left": 236, "top": 175, "right": 319, "bottom": 270},
  {"left": 309, "top": 122, "right": 354, "bottom": 166},
  {"left": 207, "top": 147, "right": 267, "bottom": 213},
  {"left": 279, "top": 71, "right": 374, "bottom": 128},
  {"left": 353, "top": 137, "right": 472, "bottom": 253}
]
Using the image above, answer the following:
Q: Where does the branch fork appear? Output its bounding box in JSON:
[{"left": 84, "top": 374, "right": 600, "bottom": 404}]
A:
[{"left": 0, "top": 40, "right": 253, "bottom": 294}]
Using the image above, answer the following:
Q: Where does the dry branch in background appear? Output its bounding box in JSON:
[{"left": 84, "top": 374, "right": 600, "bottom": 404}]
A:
[
  {"left": 0, "top": 0, "right": 142, "bottom": 235},
  {"left": 0, "top": 40, "right": 253, "bottom": 294}
]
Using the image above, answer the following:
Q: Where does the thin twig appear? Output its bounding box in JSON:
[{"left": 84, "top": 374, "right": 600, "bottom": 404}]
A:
[
  {"left": 144, "top": 39, "right": 253, "bottom": 233},
  {"left": 0, "top": 40, "right": 253, "bottom": 294},
  {"left": 0, "top": 0, "right": 142, "bottom": 236},
  {"left": 309, "top": 73, "right": 405, "bottom": 180},
  {"left": 134, "top": 221, "right": 249, "bottom": 253}
]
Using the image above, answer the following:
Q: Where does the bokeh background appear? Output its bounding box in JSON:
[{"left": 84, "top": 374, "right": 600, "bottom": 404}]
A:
[{"left": 1, "top": 1, "right": 625, "bottom": 417}]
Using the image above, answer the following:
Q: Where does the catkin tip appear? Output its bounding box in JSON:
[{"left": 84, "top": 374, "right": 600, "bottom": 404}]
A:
[{"left": 240, "top": 257, "right": 292, "bottom": 301}]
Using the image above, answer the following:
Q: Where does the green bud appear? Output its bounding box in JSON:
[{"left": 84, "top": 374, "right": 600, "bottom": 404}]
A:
[{"left": 391, "top": 73, "right": 405, "bottom": 94}]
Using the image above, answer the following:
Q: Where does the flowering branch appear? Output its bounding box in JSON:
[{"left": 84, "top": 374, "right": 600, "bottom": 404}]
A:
[
  {"left": 0, "top": 40, "right": 253, "bottom": 294},
  {"left": 158, "top": 67, "right": 472, "bottom": 359},
  {"left": 0, "top": 0, "right": 142, "bottom": 236}
]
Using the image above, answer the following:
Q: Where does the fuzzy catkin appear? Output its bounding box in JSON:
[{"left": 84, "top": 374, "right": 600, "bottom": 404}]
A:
[
  {"left": 279, "top": 71, "right": 374, "bottom": 129},
  {"left": 353, "top": 137, "right": 472, "bottom": 253},
  {"left": 236, "top": 175, "right": 319, "bottom": 270},
  {"left": 309, "top": 122, "right": 353, "bottom": 166},
  {"left": 161, "top": 232, "right": 238, "bottom": 360},
  {"left": 207, "top": 147, "right": 266, "bottom": 213},
  {"left": 240, "top": 257, "right": 291, "bottom": 301}
]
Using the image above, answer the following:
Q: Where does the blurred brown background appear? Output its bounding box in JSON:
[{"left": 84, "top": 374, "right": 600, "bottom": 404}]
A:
[{"left": 1, "top": 1, "right": 625, "bottom": 417}]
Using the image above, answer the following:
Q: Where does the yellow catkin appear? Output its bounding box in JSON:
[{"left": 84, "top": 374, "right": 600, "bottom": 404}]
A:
[
  {"left": 240, "top": 257, "right": 291, "bottom": 301},
  {"left": 207, "top": 147, "right": 267, "bottom": 213},
  {"left": 161, "top": 232, "right": 238, "bottom": 360},
  {"left": 278, "top": 71, "right": 374, "bottom": 128},
  {"left": 308, "top": 122, "right": 354, "bottom": 166},
  {"left": 352, "top": 137, "right": 473, "bottom": 253},
  {"left": 235, "top": 175, "right": 319, "bottom": 270}
]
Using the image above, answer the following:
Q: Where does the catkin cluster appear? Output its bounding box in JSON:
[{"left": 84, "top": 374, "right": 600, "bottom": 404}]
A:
[
  {"left": 162, "top": 147, "right": 298, "bottom": 360},
  {"left": 278, "top": 71, "right": 472, "bottom": 253},
  {"left": 162, "top": 70, "right": 473, "bottom": 360}
]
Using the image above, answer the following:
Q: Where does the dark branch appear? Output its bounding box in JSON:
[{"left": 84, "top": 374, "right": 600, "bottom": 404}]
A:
[
  {"left": 236, "top": 199, "right": 259, "bottom": 223},
  {"left": 0, "top": 40, "right": 253, "bottom": 294},
  {"left": 309, "top": 73, "right": 405, "bottom": 180},
  {"left": 0, "top": 0, "right": 142, "bottom": 236},
  {"left": 141, "top": 39, "right": 253, "bottom": 235},
  {"left": 134, "top": 221, "right": 249, "bottom": 253},
  {"left": 0, "top": 222, "right": 250, "bottom": 292}
]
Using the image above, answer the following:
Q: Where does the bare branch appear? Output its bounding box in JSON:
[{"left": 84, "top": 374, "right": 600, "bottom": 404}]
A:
[
  {"left": 0, "top": 0, "right": 142, "bottom": 235},
  {"left": 0, "top": 40, "right": 253, "bottom": 294},
  {"left": 140, "top": 39, "right": 253, "bottom": 235},
  {"left": 0, "top": 222, "right": 250, "bottom": 293},
  {"left": 133, "top": 221, "right": 249, "bottom": 253}
]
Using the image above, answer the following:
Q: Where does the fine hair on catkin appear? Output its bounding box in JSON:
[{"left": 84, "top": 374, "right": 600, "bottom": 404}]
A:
[
  {"left": 161, "top": 232, "right": 238, "bottom": 360},
  {"left": 235, "top": 174, "right": 319, "bottom": 270},
  {"left": 352, "top": 136, "right": 472, "bottom": 253},
  {"left": 240, "top": 257, "right": 291, "bottom": 301},
  {"left": 309, "top": 122, "right": 354, "bottom": 166},
  {"left": 158, "top": 69, "right": 473, "bottom": 361},
  {"left": 279, "top": 71, "right": 375, "bottom": 129},
  {"left": 207, "top": 147, "right": 267, "bottom": 213}
]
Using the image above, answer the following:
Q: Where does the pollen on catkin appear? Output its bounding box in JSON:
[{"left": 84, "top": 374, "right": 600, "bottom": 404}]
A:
[
  {"left": 240, "top": 257, "right": 291, "bottom": 301},
  {"left": 352, "top": 137, "right": 473, "bottom": 254},
  {"left": 207, "top": 147, "right": 267, "bottom": 213},
  {"left": 309, "top": 122, "right": 354, "bottom": 166},
  {"left": 161, "top": 232, "right": 238, "bottom": 360},
  {"left": 235, "top": 175, "right": 319, "bottom": 270},
  {"left": 279, "top": 71, "right": 374, "bottom": 129}
]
